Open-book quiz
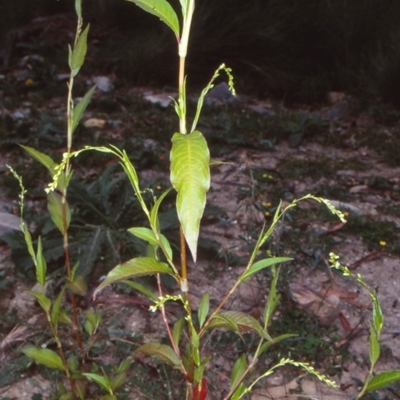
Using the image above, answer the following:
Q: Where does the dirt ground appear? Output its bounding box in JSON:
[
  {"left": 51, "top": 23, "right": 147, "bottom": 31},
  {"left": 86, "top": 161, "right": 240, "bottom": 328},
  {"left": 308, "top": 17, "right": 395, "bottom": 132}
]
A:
[{"left": 1, "top": 88, "right": 400, "bottom": 399}]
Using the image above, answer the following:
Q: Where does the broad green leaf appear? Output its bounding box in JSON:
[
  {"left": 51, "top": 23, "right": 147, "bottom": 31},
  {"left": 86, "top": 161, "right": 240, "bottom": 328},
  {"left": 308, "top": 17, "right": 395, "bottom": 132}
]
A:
[
  {"left": 170, "top": 131, "right": 210, "bottom": 262},
  {"left": 241, "top": 257, "right": 292, "bottom": 282},
  {"left": 206, "top": 311, "right": 271, "bottom": 340},
  {"left": 198, "top": 293, "right": 209, "bottom": 328},
  {"left": 67, "top": 275, "right": 87, "bottom": 296},
  {"left": 22, "top": 346, "right": 65, "bottom": 371},
  {"left": 136, "top": 343, "right": 181, "bottom": 370},
  {"left": 47, "top": 191, "right": 71, "bottom": 234},
  {"left": 83, "top": 373, "right": 112, "bottom": 393},
  {"left": 70, "top": 24, "right": 90, "bottom": 76},
  {"left": 231, "top": 354, "right": 247, "bottom": 390},
  {"left": 125, "top": 0, "right": 180, "bottom": 38},
  {"left": 366, "top": 370, "right": 400, "bottom": 391},
  {"left": 172, "top": 316, "right": 185, "bottom": 347},
  {"left": 369, "top": 325, "right": 380, "bottom": 365},
  {"left": 93, "top": 257, "right": 175, "bottom": 297},
  {"left": 71, "top": 84, "right": 97, "bottom": 134},
  {"left": 29, "top": 291, "right": 51, "bottom": 313},
  {"left": 123, "top": 280, "right": 158, "bottom": 301},
  {"left": 35, "top": 236, "right": 47, "bottom": 287}
]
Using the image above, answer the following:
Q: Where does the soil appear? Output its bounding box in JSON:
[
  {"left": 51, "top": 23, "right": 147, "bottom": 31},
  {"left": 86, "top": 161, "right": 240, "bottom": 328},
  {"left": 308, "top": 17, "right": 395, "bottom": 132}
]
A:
[{"left": 1, "top": 86, "right": 400, "bottom": 400}]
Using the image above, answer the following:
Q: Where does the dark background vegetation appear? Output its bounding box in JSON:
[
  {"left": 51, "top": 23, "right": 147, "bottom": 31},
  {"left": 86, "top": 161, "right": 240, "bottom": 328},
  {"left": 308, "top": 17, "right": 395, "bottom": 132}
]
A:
[{"left": 1, "top": 0, "right": 400, "bottom": 103}]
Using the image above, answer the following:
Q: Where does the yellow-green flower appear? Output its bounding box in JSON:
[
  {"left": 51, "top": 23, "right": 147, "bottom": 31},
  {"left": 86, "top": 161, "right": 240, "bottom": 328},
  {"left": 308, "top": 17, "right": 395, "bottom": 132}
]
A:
[
  {"left": 262, "top": 201, "right": 271, "bottom": 207},
  {"left": 379, "top": 240, "right": 387, "bottom": 247}
]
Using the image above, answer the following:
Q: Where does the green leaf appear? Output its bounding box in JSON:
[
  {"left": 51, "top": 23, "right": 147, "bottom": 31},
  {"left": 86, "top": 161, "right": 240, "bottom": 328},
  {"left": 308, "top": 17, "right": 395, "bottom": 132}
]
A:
[
  {"left": 71, "top": 84, "right": 97, "bottom": 134},
  {"left": 366, "top": 370, "right": 400, "bottom": 392},
  {"left": 170, "top": 131, "right": 210, "bottom": 262},
  {"left": 29, "top": 291, "right": 51, "bottom": 313},
  {"left": 206, "top": 311, "right": 271, "bottom": 340},
  {"left": 231, "top": 354, "right": 247, "bottom": 390},
  {"left": 369, "top": 324, "right": 380, "bottom": 365},
  {"left": 47, "top": 191, "right": 70, "bottom": 234},
  {"left": 231, "top": 382, "right": 246, "bottom": 400},
  {"left": 123, "top": 280, "right": 158, "bottom": 301},
  {"left": 35, "top": 236, "right": 47, "bottom": 287},
  {"left": 110, "top": 371, "right": 127, "bottom": 391},
  {"left": 22, "top": 346, "right": 65, "bottom": 371},
  {"left": 93, "top": 257, "right": 175, "bottom": 297},
  {"left": 23, "top": 225, "right": 35, "bottom": 260},
  {"left": 128, "top": 227, "right": 159, "bottom": 245},
  {"left": 263, "top": 265, "right": 281, "bottom": 327},
  {"left": 20, "top": 145, "right": 57, "bottom": 174},
  {"left": 70, "top": 24, "right": 90, "bottom": 76},
  {"left": 67, "top": 275, "right": 87, "bottom": 296},
  {"left": 136, "top": 343, "right": 181, "bottom": 370},
  {"left": 83, "top": 373, "right": 112, "bottom": 394},
  {"left": 198, "top": 293, "right": 209, "bottom": 328},
  {"left": 241, "top": 257, "right": 292, "bottom": 282},
  {"left": 125, "top": 0, "right": 180, "bottom": 38},
  {"left": 172, "top": 316, "right": 185, "bottom": 347},
  {"left": 372, "top": 294, "right": 383, "bottom": 334},
  {"left": 75, "top": 0, "right": 82, "bottom": 19},
  {"left": 259, "top": 334, "right": 297, "bottom": 355},
  {"left": 51, "top": 286, "right": 66, "bottom": 329},
  {"left": 150, "top": 187, "right": 172, "bottom": 228}
]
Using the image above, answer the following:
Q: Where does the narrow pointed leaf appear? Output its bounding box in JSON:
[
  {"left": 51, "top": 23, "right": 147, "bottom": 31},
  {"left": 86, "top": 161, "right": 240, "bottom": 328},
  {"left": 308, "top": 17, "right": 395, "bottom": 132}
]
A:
[
  {"left": 125, "top": 0, "right": 180, "bottom": 38},
  {"left": 170, "top": 131, "right": 210, "bottom": 262},
  {"left": 82, "top": 373, "right": 112, "bottom": 393},
  {"left": 136, "top": 343, "right": 181, "bottom": 370},
  {"left": 150, "top": 187, "right": 172, "bottom": 228},
  {"left": 231, "top": 354, "right": 247, "bottom": 390},
  {"left": 372, "top": 295, "right": 383, "bottom": 334},
  {"left": 93, "top": 257, "right": 175, "bottom": 297},
  {"left": 231, "top": 382, "right": 246, "bottom": 400},
  {"left": 369, "top": 325, "right": 380, "bottom": 365},
  {"left": 128, "top": 227, "right": 159, "bottom": 245},
  {"left": 198, "top": 293, "right": 209, "bottom": 328},
  {"left": 123, "top": 280, "right": 158, "bottom": 301},
  {"left": 259, "top": 334, "right": 298, "bottom": 355},
  {"left": 366, "top": 370, "right": 400, "bottom": 391},
  {"left": 241, "top": 257, "right": 292, "bottom": 282},
  {"left": 36, "top": 236, "right": 47, "bottom": 287},
  {"left": 75, "top": 0, "right": 82, "bottom": 19},
  {"left": 20, "top": 145, "right": 57, "bottom": 175},
  {"left": 29, "top": 291, "right": 51, "bottom": 313},
  {"left": 71, "top": 84, "right": 97, "bottom": 134},
  {"left": 22, "top": 346, "right": 65, "bottom": 371},
  {"left": 70, "top": 24, "right": 90, "bottom": 76},
  {"left": 51, "top": 286, "right": 66, "bottom": 329},
  {"left": 67, "top": 275, "right": 87, "bottom": 296},
  {"left": 47, "top": 191, "right": 70, "bottom": 234},
  {"left": 128, "top": 227, "right": 172, "bottom": 260},
  {"left": 172, "top": 316, "right": 185, "bottom": 347},
  {"left": 206, "top": 311, "right": 271, "bottom": 340},
  {"left": 23, "top": 225, "right": 35, "bottom": 260}
]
